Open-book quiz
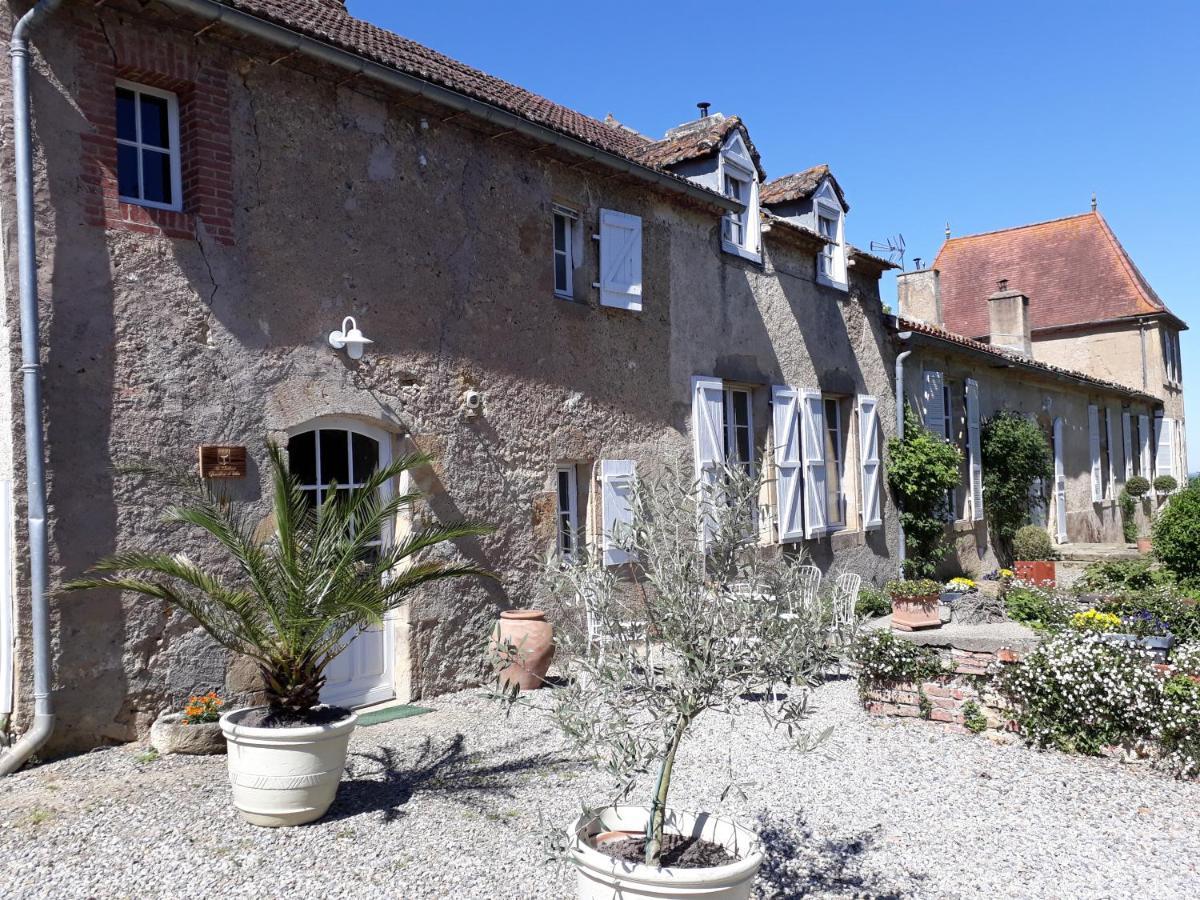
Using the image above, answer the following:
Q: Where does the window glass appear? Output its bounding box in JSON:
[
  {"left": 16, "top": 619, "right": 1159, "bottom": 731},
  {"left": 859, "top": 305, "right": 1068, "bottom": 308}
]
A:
[
  {"left": 288, "top": 431, "right": 317, "bottom": 485},
  {"left": 553, "top": 209, "right": 574, "bottom": 296},
  {"left": 722, "top": 389, "right": 753, "bottom": 473},
  {"left": 724, "top": 175, "right": 746, "bottom": 246},
  {"left": 319, "top": 429, "right": 350, "bottom": 485},
  {"left": 142, "top": 149, "right": 173, "bottom": 205},
  {"left": 115, "top": 83, "right": 179, "bottom": 209},
  {"left": 117, "top": 144, "right": 140, "bottom": 199},
  {"left": 555, "top": 465, "right": 579, "bottom": 560},
  {"left": 824, "top": 398, "right": 844, "bottom": 525},
  {"left": 116, "top": 88, "right": 137, "bottom": 142},
  {"left": 140, "top": 94, "right": 171, "bottom": 148}
]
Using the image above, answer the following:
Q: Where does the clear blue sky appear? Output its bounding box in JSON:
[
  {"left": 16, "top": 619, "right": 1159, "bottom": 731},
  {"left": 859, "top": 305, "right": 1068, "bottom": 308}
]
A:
[{"left": 350, "top": 0, "right": 1200, "bottom": 470}]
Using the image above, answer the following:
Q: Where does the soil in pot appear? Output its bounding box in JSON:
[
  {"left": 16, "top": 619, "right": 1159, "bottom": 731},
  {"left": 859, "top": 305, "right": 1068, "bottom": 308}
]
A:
[
  {"left": 595, "top": 834, "right": 735, "bottom": 869},
  {"left": 238, "top": 705, "right": 352, "bottom": 729}
]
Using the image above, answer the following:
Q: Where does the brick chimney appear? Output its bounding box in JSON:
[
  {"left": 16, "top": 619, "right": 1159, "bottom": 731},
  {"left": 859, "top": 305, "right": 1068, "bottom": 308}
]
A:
[
  {"left": 896, "top": 267, "right": 942, "bottom": 326},
  {"left": 987, "top": 279, "right": 1032, "bottom": 357}
]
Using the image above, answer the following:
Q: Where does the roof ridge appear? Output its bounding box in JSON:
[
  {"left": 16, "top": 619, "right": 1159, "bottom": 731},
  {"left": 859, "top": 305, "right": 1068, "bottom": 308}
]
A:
[{"left": 938, "top": 211, "right": 1096, "bottom": 248}]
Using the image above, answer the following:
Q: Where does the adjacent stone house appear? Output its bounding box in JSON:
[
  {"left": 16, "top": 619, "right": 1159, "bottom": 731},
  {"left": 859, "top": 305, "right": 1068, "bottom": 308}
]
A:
[
  {"left": 895, "top": 209, "right": 1188, "bottom": 572},
  {"left": 0, "top": 0, "right": 900, "bottom": 753}
]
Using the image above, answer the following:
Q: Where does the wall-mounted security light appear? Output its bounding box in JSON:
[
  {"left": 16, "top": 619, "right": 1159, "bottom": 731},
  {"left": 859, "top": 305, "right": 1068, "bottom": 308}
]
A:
[{"left": 328, "top": 316, "right": 373, "bottom": 360}]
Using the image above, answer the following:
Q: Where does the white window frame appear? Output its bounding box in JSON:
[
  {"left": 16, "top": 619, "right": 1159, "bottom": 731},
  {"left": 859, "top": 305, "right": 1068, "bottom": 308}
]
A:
[
  {"left": 115, "top": 79, "right": 183, "bottom": 212},
  {"left": 823, "top": 396, "right": 846, "bottom": 529},
  {"left": 722, "top": 386, "right": 755, "bottom": 477},
  {"left": 718, "top": 132, "right": 760, "bottom": 262},
  {"left": 555, "top": 464, "right": 579, "bottom": 561},
  {"left": 552, "top": 204, "right": 577, "bottom": 299},
  {"left": 813, "top": 179, "right": 847, "bottom": 291}
]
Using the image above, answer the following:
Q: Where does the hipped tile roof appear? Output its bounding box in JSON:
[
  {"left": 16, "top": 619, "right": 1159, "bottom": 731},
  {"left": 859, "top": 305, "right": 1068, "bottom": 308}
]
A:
[
  {"left": 760, "top": 165, "right": 849, "bottom": 211},
  {"left": 933, "top": 211, "right": 1181, "bottom": 338}
]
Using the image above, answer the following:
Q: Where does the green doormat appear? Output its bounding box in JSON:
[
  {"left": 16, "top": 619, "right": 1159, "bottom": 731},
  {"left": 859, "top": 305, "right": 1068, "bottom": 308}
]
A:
[{"left": 355, "top": 705, "right": 433, "bottom": 727}]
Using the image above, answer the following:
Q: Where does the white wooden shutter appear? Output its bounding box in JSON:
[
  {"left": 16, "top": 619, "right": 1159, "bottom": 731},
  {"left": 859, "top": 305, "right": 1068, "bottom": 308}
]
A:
[
  {"left": 858, "top": 395, "right": 882, "bottom": 530},
  {"left": 800, "top": 390, "right": 826, "bottom": 538},
  {"left": 921, "top": 370, "right": 946, "bottom": 435},
  {"left": 1122, "top": 412, "right": 1133, "bottom": 481},
  {"left": 965, "top": 378, "right": 983, "bottom": 521},
  {"left": 600, "top": 460, "right": 636, "bottom": 566},
  {"left": 1088, "top": 405, "right": 1102, "bottom": 501},
  {"left": 1104, "top": 409, "right": 1116, "bottom": 495},
  {"left": 1139, "top": 414, "right": 1152, "bottom": 478},
  {"left": 598, "top": 209, "right": 642, "bottom": 311},
  {"left": 1156, "top": 417, "right": 1174, "bottom": 481},
  {"left": 1053, "top": 417, "right": 1068, "bottom": 543},
  {"left": 691, "top": 376, "right": 726, "bottom": 546},
  {"left": 772, "top": 385, "right": 804, "bottom": 541}
]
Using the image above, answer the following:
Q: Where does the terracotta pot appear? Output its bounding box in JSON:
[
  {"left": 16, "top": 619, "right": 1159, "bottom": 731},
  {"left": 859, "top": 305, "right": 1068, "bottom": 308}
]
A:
[
  {"left": 1137, "top": 537, "right": 1153, "bottom": 554},
  {"left": 1014, "top": 560, "right": 1056, "bottom": 587},
  {"left": 492, "top": 609, "right": 555, "bottom": 690},
  {"left": 889, "top": 593, "right": 941, "bottom": 631}
]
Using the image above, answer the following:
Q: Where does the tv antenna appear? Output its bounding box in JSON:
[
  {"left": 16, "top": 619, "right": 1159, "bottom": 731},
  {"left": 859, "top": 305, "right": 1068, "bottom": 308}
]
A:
[{"left": 869, "top": 233, "right": 906, "bottom": 267}]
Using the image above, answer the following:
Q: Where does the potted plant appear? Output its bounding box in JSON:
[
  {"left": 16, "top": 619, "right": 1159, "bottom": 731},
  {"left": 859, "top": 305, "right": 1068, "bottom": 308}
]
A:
[
  {"left": 886, "top": 578, "right": 942, "bottom": 631},
  {"left": 940, "top": 576, "right": 976, "bottom": 604},
  {"left": 149, "top": 691, "right": 227, "bottom": 756},
  {"left": 68, "top": 445, "right": 491, "bottom": 827},
  {"left": 1012, "top": 525, "right": 1058, "bottom": 587},
  {"left": 499, "top": 464, "right": 831, "bottom": 899},
  {"left": 1125, "top": 476, "right": 1152, "bottom": 552},
  {"left": 1123, "top": 610, "right": 1176, "bottom": 663}
]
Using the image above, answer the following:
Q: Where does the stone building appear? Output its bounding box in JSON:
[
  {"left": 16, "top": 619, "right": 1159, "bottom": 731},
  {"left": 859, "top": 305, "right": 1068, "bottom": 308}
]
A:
[
  {"left": 895, "top": 208, "right": 1188, "bottom": 572},
  {"left": 0, "top": 0, "right": 900, "bottom": 754}
]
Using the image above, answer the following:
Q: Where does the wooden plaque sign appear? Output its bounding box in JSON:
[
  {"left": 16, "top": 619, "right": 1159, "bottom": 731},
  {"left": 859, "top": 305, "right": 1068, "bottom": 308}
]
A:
[{"left": 198, "top": 445, "right": 247, "bottom": 479}]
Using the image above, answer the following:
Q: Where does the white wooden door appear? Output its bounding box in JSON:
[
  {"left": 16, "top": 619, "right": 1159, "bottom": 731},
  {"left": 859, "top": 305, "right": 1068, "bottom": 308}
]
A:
[
  {"left": 287, "top": 424, "right": 396, "bottom": 709},
  {"left": 1053, "top": 417, "right": 1068, "bottom": 544}
]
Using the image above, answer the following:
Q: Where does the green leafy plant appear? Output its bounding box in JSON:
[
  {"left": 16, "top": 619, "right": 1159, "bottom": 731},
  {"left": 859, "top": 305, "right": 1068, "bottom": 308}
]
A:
[
  {"left": 850, "top": 630, "right": 945, "bottom": 688},
  {"left": 1012, "top": 525, "right": 1057, "bottom": 562},
  {"left": 1125, "top": 475, "right": 1151, "bottom": 498},
  {"left": 67, "top": 445, "right": 492, "bottom": 720},
  {"left": 1074, "top": 558, "right": 1161, "bottom": 594},
  {"left": 980, "top": 412, "right": 1054, "bottom": 564},
  {"left": 855, "top": 586, "right": 891, "bottom": 619},
  {"left": 1099, "top": 589, "right": 1200, "bottom": 643},
  {"left": 1160, "top": 674, "right": 1200, "bottom": 778},
  {"left": 962, "top": 699, "right": 988, "bottom": 734},
  {"left": 887, "top": 406, "right": 962, "bottom": 578},
  {"left": 1154, "top": 475, "right": 1179, "bottom": 495},
  {"left": 503, "top": 463, "right": 832, "bottom": 867},
  {"left": 1152, "top": 479, "right": 1200, "bottom": 584},
  {"left": 1004, "top": 586, "right": 1073, "bottom": 631},
  {"left": 885, "top": 578, "right": 941, "bottom": 601},
  {"left": 998, "top": 630, "right": 1161, "bottom": 756}
]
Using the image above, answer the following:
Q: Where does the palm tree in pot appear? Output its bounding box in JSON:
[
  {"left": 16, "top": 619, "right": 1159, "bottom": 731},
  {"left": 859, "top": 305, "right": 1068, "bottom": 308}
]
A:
[{"left": 68, "top": 444, "right": 491, "bottom": 826}]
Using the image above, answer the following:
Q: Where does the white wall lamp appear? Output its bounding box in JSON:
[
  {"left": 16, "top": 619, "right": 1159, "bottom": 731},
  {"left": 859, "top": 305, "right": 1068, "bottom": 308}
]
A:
[{"left": 328, "top": 316, "right": 373, "bottom": 360}]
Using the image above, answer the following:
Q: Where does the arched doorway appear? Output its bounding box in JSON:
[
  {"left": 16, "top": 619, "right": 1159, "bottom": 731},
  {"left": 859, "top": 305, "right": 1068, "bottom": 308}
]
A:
[{"left": 286, "top": 420, "right": 397, "bottom": 708}]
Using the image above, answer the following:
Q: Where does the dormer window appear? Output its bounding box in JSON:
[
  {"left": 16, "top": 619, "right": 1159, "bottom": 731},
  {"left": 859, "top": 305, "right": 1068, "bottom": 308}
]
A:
[
  {"left": 818, "top": 211, "right": 837, "bottom": 277},
  {"left": 812, "top": 179, "right": 847, "bottom": 290},
  {"left": 719, "top": 131, "right": 760, "bottom": 262}
]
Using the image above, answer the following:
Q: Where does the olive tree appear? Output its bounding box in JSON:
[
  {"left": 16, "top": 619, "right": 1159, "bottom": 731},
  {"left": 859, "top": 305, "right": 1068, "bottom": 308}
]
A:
[{"left": 497, "top": 462, "right": 836, "bottom": 866}]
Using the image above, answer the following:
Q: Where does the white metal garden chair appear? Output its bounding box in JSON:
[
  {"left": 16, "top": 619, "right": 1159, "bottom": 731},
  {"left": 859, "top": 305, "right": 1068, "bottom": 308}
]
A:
[
  {"left": 580, "top": 585, "right": 646, "bottom": 660},
  {"left": 831, "top": 572, "right": 861, "bottom": 633}
]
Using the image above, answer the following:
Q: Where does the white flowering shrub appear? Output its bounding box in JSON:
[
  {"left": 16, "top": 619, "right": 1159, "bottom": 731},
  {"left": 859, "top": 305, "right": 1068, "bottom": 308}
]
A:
[
  {"left": 1159, "top": 674, "right": 1200, "bottom": 778},
  {"left": 1172, "top": 642, "right": 1200, "bottom": 677},
  {"left": 998, "top": 631, "right": 1161, "bottom": 756}
]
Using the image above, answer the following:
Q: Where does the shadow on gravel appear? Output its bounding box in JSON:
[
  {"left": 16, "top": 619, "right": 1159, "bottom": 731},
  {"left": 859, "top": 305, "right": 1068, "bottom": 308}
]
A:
[
  {"left": 324, "top": 733, "right": 575, "bottom": 824},
  {"left": 755, "top": 812, "right": 918, "bottom": 898}
]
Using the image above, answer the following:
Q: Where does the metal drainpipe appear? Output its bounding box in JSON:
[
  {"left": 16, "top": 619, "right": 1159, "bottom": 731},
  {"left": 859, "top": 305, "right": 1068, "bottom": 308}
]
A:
[
  {"left": 894, "top": 334, "right": 913, "bottom": 578},
  {"left": 1, "top": 0, "right": 64, "bottom": 777}
]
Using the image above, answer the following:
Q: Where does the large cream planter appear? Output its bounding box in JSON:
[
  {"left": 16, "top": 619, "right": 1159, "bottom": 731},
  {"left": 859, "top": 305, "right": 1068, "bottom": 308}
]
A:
[
  {"left": 219, "top": 707, "right": 357, "bottom": 827},
  {"left": 569, "top": 806, "right": 763, "bottom": 900}
]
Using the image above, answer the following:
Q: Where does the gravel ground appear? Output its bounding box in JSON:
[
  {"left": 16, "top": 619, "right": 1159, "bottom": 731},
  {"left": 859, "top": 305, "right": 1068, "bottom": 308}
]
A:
[{"left": 2, "top": 679, "right": 1199, "bottom": 899}]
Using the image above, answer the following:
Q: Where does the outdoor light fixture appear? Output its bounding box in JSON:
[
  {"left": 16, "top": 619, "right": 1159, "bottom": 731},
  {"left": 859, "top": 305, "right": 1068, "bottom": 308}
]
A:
[{"left": 328, "top": 316, "right": 373, "bottom": 360}]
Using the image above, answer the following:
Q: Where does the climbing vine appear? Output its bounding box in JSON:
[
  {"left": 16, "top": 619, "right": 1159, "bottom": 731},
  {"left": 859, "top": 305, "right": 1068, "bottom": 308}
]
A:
[
  {"left": 887, "top": 406, "right": 962, "bottom": 578},
  {"left": 981, "top": 412, "right": 1053, "bottom": 565}
]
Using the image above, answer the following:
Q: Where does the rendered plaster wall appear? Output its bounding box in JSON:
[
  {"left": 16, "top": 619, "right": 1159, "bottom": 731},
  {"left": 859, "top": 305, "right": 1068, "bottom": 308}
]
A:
[
  {"left": 1, "top": 2, "right": 899, "bottom": 753},
  {"left": 905, "top": 348, "right": 1156, "bottom": 576}
]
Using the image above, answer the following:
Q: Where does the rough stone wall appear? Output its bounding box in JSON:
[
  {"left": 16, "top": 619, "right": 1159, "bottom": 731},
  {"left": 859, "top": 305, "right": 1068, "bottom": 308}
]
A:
[
  {"left": 1, "top": 3, "right": 900, "bottom": 753},
  {"left": 905, "top": 347, "right": 1157, "bottom": 576}
]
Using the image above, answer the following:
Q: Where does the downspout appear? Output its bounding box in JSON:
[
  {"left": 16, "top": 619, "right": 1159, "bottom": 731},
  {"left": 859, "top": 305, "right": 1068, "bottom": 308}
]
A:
[
  {"left": 893, "top": 334, "right": 913, "bottom": 578},
  {"left": 0, "top": 0, "right": 64, "bottom": 776}
]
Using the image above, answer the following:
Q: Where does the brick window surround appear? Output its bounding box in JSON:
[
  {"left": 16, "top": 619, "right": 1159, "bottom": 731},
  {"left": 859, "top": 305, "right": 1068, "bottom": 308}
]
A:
[{"left": 78, "top": 21, "right": 233, "bottom": 245}]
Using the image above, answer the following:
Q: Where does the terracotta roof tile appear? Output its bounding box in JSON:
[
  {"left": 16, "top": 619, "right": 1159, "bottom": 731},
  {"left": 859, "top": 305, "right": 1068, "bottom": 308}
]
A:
[
  {"left": 933, "top": 211, "right": 1179, "bottom": 338},
  {"left": 217, "top": 1, "right": 651, "bottom": 159},
  {"left": 899, "top": 316, "right": 1153, "bottom": 400},
  {"left": 633, "top": 115, "right": 766, "bottom": 181},
  {"left": 760, "top": 165, "right": 849, "bottom": 211}
]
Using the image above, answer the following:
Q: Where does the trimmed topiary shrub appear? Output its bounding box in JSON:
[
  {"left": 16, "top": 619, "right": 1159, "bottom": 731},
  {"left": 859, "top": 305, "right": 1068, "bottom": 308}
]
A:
[
  {"left": 1013, "top": 524, "right": 1057, "bottom": 562},
  {"left": 1154, "top": 475, "right": 1179, "bottom": 495},
  {"left": 1125, "top": 475, "right": 1151, "bottom": 498},
  {"left": 886, "top": 406, "right": 962, "bottom": 579},
  {"left": 981, "top": 412, "right": 1053, "bottom": 563},
  {"left": 1152, "top": 480, "right": 1200, "bottom": 583}
]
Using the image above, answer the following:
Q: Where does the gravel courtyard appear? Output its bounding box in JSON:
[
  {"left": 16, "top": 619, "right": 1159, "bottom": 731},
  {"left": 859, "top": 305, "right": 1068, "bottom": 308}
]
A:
[{"left": 2, "top": 679, "right": 1198, "bottom": 899}]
